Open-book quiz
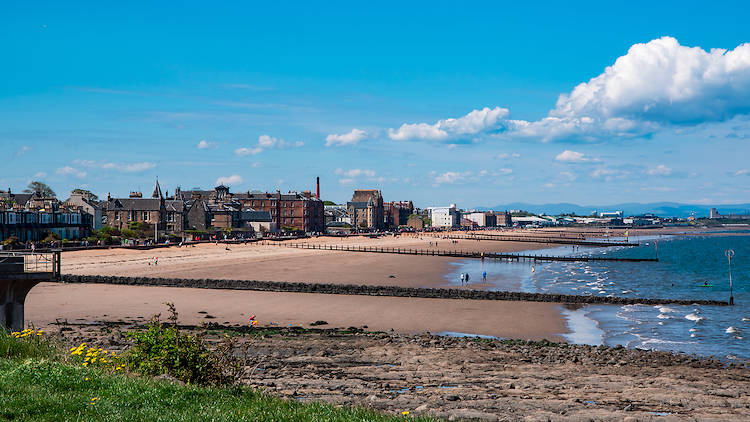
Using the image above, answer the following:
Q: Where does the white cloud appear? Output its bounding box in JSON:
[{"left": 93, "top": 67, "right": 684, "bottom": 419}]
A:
[
  {"left": 496, "top": 152, "right": 520, "bottom": 159},
  {"left": 56, "top": 166, "right": 87, "bottom": 179},
  {"left": 216, "top": 175, "right": 242, "bottom": 186},
  {"left": 236, "top": 134, "right": 303, "bottom": 156},
  {"left": 555, "top": 150, "right": 589, "bottom": 162},
  {"left": 234, "top": 147, "right": 263, "bottom": 156},
  {"left": 338, "top": 178, "right": 355, "bottom": 185},
  {"left": 33, "top": 171, "right": 47, "bottom": 178},
  {"left": 16, "top": 146, "right": 31, "bottom": 156},
  {"left": 511, "top": 37, "right": 750, "bottom": 141},
  {"left": 197, "top": 140, "right": 218, "bottom": 149},
  {"left": 434, "top": 171, "right": 470, "bottom": 184},
  {"left": 118, "top": 162, "right": 156, "bottom": 173},
  {"left": 334, "top": 168, "right": 376, "bottom": 178},
  {"left": 389, "top": 107, "right": 509, "bottom": 141},
  {"left": 646, "top": 164, "right": 673, "bottom": 176},
  {"left": 73, "top": 160, "right": 155, "bottom": 173},
  {"left": 733, "top": 169, "right": 749, "bottom": 176},
  {"left": 326, "top": 128, "right": 368, "bottom": 146}
]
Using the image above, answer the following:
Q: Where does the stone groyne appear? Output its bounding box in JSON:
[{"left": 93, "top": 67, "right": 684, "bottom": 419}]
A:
[{"left": 59, "top": 274, "right": 730, "bottom": 306}]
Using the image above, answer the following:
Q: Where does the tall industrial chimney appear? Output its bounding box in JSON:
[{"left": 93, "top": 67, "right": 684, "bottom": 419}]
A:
[{"left": 316, "top": 177, "right": 320, "bottom": 199}]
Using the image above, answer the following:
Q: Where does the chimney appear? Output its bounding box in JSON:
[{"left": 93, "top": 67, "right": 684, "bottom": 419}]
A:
[{"left": 316, "top": 177, "right": 320, "bottom": 199}]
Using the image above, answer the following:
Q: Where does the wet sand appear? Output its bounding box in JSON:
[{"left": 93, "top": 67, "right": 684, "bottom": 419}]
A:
[{"left": 26, "top": 282, "right": 567, "bottom": 341}]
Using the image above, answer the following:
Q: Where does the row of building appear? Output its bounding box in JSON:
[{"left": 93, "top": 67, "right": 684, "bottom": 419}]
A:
[
  {"left": 0, "top": 181, "right": 515, "bottom": 243},
  {"left": 325, "top": 191, "right": 512, "bottom": 231}
]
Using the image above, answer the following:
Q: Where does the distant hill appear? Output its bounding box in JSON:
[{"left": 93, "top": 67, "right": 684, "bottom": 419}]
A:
[{"left": 474, "top": 202, "right": 750, "bottom": 218}]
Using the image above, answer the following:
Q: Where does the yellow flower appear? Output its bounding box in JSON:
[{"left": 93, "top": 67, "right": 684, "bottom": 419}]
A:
[
  {"left": 85, "top": 377, "right": 90, "bottom": 381},
  {"left": 402, "top": 411, "right": 410, "bottom": 415},
  {"left": 82, "top": 362, "right": 88, "bottom": 367}
]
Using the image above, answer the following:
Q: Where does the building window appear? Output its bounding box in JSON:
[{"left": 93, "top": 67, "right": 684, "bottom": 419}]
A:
[
  {"left": 115, "top": 212, "right": 119, "bottom": 221},
  {"left": 143, "top": 211, "right": 149, "bottom": 221}
]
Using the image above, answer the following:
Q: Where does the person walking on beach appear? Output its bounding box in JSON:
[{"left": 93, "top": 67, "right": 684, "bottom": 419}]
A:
[
  {"left": 482, "top": 271, "right": 487, "bottom": 282},
  {"left": 460, "top": 273, "right": 465, "bottom": 286},
  {"left": 465, "top": 273, "right": 470, "bottom": 285}
]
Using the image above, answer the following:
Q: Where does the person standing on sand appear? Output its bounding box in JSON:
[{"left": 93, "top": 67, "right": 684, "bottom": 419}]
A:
[
  {"left": 482, "top": 271, "right": 487, "bottom": 282},
  {"left": 460, "top": 273, "right": 465, "bottom": 285},
  {"left": 465, "top": 273, "right": 470, "bottom": 285}
]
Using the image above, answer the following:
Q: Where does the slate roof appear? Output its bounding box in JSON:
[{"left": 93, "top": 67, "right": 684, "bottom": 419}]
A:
[
  {"left": 106, "top": 198, "right": 163, "bottom": 211},
  {"left": 241, "top": 210, "right": 272, "bottom": 222}
]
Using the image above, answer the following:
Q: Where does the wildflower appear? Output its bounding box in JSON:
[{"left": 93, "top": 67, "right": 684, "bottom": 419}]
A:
[
  {"left": 82, "top": 362, "right": 88, "bottom": 367},
  {"left": 85, "top": 377, "right": 90, "bottom": 381},
  {"left": 402, "top": 411, "right": 410, "bottom": 415}
]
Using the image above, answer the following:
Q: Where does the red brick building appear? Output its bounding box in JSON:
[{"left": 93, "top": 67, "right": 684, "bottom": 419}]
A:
[
  {"left": 384, "top": 200, "right": 414, "bottom": 228},
  {"left": 239, "top": 190, "right": 325, "bottom": 233}
]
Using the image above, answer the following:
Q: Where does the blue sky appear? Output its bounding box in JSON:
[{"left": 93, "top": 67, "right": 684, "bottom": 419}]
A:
[{"left": 2, "top": 1, "right": 750, "bottom": 208}]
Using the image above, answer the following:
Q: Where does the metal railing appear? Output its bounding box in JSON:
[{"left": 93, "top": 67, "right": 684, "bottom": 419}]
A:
[{"left": 0, "top": 250, "right": 61, "bottom": 277}]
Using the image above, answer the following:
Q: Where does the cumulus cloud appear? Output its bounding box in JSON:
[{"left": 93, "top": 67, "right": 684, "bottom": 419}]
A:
[
  {"left": 733, "top": 169, "right": 749, "bottom": 176},
  {"left": 646, "top": 164, "right": 673, "bottom": 176},
  {"left": 389, "top": 107, "right": 509, "bottom": 141},
  {"left": 216, "top": 175, "right": 242, "bottom": 186},
  {"left": 56, "top": 166, "right": 87, "bottom": 179},
  {"left": 496, "top": 152, "right": 520, "bottom": 159},
  {"left": 16, "top": 146, "right": 31, "bottom": 156},
  {"left": 197, "top": 140, "right": 218, "bottom": 149},
  {"left": 34, "top": 171, "right": 47, "bottom": 178},
  {"left": 236, "top": 134, "right": 303, "bottom": 156},
  {"left": 326, "top": 129, "right": 368, "bottom": 146},
  {"left": 555, "top": 150, "right": 590, "bottom": 162},
  {"left": 512, "top": 37, "right": 750, "bottom": 141}
]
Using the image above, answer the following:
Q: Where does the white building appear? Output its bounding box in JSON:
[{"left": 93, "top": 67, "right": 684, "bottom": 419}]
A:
[{"left": 427, "top": 204, "right": 460, "bottom": 228}]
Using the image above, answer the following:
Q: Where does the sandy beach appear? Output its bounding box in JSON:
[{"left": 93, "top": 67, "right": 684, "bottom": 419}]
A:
[
  {"left": 16, "top": 233, "right": 570, "bottom": 341},
  {"left": 26, "top": 282, "right": 567, "bottom": 340},
  {"left": 60, "top": 233, "right": 550, "bottom": 289}
]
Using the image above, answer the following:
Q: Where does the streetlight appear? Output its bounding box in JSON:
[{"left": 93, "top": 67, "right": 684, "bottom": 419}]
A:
[{"left": 725, "top": 249, "right": 735, "bottom": 306}]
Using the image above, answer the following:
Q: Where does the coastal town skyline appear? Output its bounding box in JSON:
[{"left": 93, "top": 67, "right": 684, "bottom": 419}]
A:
[{"left": 3, "top": 2, "right": 750, "bottom": 206}]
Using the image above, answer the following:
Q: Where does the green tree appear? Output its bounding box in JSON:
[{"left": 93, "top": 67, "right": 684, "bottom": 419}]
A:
[
  {"left": 71, "top": 188, "right": 99, "bottom": 201},
  {"left": 24, "top": 181, "right": 56, "bottom": 197}
]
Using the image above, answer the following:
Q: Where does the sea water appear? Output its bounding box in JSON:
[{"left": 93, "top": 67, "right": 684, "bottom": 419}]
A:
[{"left": 446, "top": 233, "right": 750, "bottom": 361}]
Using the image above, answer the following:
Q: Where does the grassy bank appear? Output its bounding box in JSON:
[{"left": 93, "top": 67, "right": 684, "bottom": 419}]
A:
[{"left": 0, "top": 329, "right": 433, "bottom": 422}]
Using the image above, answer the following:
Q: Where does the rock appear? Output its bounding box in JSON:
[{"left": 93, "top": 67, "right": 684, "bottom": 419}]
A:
[
  {"left": 367, "top": 394, "right": 378, "bottom": 402},
  {"left": 154, "top": 374, "right": 185, "bottom": 385},
  {"left": 624, "top": 417, "right": 639, "bottom": 422},
  {"left": 415, "top": 404, "right": 429, "bottom": 413},
  {"left": 446, "top": 395, "right": 459, "bottom": 401},
  {"left": 623, "top": 404, "right": 633, "bottom": 411},
  {"left": 448, "top": 409, "right": 499, "bottom": 421}
]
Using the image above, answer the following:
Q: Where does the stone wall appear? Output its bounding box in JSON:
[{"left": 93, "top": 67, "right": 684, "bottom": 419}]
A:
[{"left": 59, "top": 274, "right": 729, "bottom": 306}]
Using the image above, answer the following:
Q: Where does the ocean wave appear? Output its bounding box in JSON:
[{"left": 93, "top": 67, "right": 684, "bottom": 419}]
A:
[
  {"left": 657, "top": 306, "right": 677, "bottom": 313},
  {"left": 685, "top": 313, "right": 706, "bottom": 322},
  {"left": 657, "top": 314, "right": 671, "bottom": 319},
  {"left": 726, "top": 326, "right": 740, "bottom": 334}
]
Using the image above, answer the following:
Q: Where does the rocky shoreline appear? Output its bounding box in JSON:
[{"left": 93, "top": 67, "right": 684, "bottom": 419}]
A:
[{"left": 50, "top": 321, "right": 750, "bottom": 421}]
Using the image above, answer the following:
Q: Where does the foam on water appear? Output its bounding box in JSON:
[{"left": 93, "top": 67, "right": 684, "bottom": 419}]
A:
[{"left": 685, "top": 313, "right": 706, "bottom": 322}]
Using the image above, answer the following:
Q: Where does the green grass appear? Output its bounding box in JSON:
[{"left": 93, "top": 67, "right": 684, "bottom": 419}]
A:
[{"left": 0, "top": 331, "right": 436, "bottom": 422}]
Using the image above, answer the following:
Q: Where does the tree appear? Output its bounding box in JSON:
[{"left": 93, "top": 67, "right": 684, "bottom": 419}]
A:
[
  {"left": 24, "top": 181, "right": 56, "bottom": 197},
  {"left": 323, "top": 200, "right": 337, "bottom": 206},
  {"left": 72, "top": 188, "right": 99, "bottom": 201}
]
